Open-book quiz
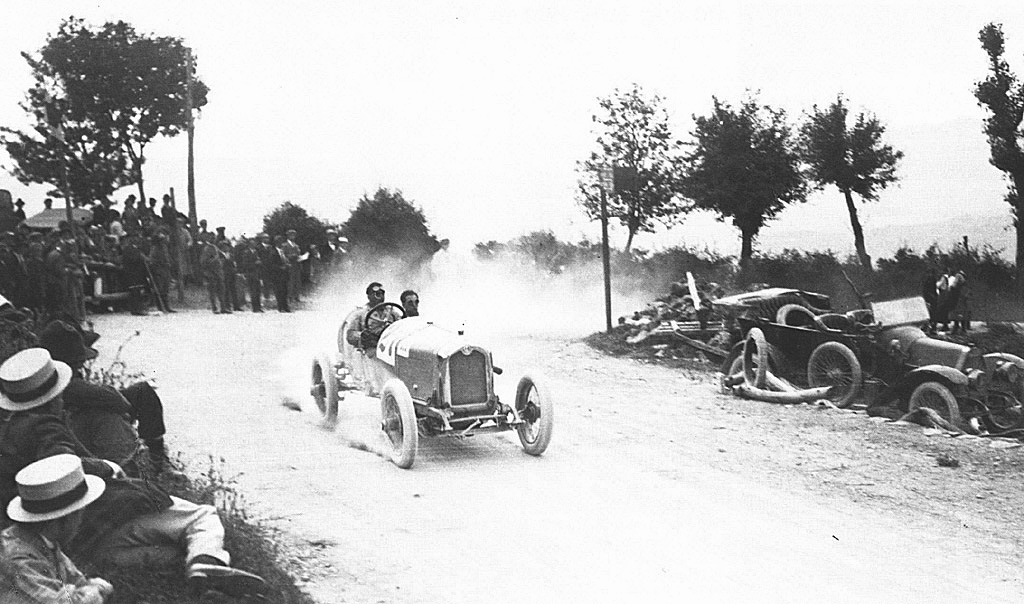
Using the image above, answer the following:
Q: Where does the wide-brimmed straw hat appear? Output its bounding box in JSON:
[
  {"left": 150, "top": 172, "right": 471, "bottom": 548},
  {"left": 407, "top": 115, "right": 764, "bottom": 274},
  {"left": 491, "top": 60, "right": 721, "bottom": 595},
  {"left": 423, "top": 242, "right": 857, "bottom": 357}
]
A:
[
  {"left": 39, "top": 321, "right": 98, "bottom": 366},
  {"left": 0, "top": 348, "right": 72, "bottom": 412},
  {"left": 7, "top": 454, "right": 105, "bottom": 523}
]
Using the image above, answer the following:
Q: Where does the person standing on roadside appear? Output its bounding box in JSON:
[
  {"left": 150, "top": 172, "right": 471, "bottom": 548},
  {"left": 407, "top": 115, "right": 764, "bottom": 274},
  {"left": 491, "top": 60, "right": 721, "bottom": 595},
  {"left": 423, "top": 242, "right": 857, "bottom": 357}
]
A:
[
  {"left": 219, "top": 240, "right": 242, "bottom": 312},
  {"left": 236, "top": 238, "right": 263, "bottom": 312},
  {"left": 199, "top": 234, "right": 227, "bottom": 314},
  {"left": 268, "top": 235, "right": 291, "bottom": 312},
  {"left": 282, "top": 229, "right": 301, "bottom": 303},
  {"left": 147, "top": 231, "right": 175, "bottom": 313}
]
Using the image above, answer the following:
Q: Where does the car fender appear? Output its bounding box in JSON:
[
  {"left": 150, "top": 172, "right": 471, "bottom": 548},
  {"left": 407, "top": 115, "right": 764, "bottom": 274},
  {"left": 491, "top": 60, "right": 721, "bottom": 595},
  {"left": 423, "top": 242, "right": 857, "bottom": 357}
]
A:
[{"left": 892, "top": 365, "right": 968, "bottom": 406}]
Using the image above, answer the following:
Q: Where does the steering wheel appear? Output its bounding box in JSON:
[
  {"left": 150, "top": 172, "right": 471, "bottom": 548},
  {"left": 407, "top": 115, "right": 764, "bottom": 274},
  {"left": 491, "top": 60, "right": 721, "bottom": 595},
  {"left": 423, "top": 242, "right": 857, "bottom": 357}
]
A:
[{"left": 360, "top": 302, "right": 407, "bottom": 350}]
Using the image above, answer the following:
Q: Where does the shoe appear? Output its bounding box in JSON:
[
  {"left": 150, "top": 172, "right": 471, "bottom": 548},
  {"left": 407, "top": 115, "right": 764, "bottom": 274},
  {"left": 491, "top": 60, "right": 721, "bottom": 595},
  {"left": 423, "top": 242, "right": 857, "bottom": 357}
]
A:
[{"left": 187, "top": 563, "right": 268, "bottom": 597}]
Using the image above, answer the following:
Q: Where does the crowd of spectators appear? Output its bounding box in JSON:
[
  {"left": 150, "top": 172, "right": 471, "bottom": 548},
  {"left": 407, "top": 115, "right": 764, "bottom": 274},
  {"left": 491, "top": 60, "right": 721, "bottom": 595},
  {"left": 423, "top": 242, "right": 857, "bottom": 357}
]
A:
[{"left": 0, "top": 192, "right": 347, "bottom": 320}]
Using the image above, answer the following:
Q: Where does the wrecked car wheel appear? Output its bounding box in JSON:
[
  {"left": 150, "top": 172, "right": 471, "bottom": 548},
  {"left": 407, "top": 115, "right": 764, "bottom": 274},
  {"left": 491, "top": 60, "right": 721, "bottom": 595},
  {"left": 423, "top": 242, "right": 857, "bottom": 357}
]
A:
[
  {"left": 908, "top": 381, "right": 962, "bottom": 428},
  {"left": 807, "top": 342, "right": 862, "bottom": 408},
  {"left": 743, "top": 328, "right": 770, "bottom": 388},
  {"left": 381, "top": 379, "right": 418, "bottom": 469},
  {"left": 515, "top": 374, "right": 553, "bottom": 456}
]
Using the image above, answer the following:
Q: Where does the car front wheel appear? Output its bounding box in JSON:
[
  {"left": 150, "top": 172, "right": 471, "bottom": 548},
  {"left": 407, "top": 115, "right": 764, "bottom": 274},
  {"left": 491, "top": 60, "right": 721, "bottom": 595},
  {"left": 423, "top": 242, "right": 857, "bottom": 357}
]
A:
[
  {"left": 515, "top": 374, "right": 553, "bottom": 456},
  {"left": 380, "top": 379, "right": 418, "bottom": 469}
]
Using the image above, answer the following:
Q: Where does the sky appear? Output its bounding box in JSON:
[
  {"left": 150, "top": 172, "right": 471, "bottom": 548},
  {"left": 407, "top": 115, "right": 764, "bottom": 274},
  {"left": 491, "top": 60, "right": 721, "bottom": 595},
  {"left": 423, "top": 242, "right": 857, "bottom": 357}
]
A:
[{"left": 2, "top": 1, "right": 1024, "bottom": 259}]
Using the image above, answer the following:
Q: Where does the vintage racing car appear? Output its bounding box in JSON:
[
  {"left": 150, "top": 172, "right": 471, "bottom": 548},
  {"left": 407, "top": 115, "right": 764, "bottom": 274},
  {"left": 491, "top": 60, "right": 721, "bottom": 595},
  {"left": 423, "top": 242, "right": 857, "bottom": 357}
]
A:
[{"left": 310, "top": 302, "right": 554, "bottom": 468}]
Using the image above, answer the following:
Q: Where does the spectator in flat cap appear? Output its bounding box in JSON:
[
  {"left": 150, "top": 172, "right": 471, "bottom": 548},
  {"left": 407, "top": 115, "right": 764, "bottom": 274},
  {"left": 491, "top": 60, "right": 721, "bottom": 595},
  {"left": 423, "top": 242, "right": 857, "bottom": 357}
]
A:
[{"left": 0, "top": 454, "right": 113, "bottom": 604}]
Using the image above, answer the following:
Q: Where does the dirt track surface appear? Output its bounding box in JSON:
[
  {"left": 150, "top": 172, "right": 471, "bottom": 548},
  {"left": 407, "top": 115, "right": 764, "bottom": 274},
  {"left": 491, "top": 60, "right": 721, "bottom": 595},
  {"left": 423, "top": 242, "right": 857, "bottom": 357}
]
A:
[{"left": 91, "top": 305, "right": 1024, "bottom": 604}]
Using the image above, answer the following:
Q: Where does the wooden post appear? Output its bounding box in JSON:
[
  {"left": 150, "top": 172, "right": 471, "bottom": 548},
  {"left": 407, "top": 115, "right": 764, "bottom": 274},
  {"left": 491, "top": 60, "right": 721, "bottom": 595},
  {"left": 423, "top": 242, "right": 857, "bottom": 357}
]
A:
[
  {"left": 185, "top": 48, "right": 198, "bottom": 245},
  {"left": 169, "top": 187, "right": 184, "bottom": 303},
  {"left": 600, "top": 185, "right": 612, "bottom": 333}
]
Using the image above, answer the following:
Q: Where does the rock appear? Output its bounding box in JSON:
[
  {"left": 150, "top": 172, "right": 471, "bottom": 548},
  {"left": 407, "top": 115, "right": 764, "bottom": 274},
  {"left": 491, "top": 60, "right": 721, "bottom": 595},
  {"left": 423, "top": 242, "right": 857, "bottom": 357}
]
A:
[{"left": 989, "top": 440, "right": 1023, "bottom": 450}]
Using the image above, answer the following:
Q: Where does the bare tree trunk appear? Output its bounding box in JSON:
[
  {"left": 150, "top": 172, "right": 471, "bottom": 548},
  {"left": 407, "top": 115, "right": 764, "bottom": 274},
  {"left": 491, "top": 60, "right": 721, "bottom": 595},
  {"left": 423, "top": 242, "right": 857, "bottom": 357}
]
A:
[
  {"left": 135, "top": 158, "right": 146, "bottom": 207},
  {"left": 740, "top": 230, "right": 754, "bottom": 269},
  {"left": 843, "top": 189, "right": 873, "bottom": 272},
  {"left": 624, "top": 228, "right": 635, "bottom": 256}
]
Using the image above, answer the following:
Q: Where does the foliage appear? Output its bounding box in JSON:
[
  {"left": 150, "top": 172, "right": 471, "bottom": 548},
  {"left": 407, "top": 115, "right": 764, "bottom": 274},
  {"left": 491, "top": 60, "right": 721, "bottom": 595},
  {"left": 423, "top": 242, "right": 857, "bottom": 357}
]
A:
[
  {"left": 576, "top": 83, "right": 689, "bottom": 254},
  {"left": 680, "top": 94, "right": 807, "bottom": 267},
  {"left": 975, "top": 22, "right": 1024, "bottom": 283},
  {"left": 340, "top": 187, "right": 442, "bottom": 264},
  {"left": 262, "top": 201, "right": 330, "bottom": 251},
  {"left": 798, "top": 95, "right": 903, "bottom": 270},
  {"left": 473, "top": 230, "right": 601, "bottom": 274},
  {"left": 1, "top": 17, "right": 209, "bottom": 204}
]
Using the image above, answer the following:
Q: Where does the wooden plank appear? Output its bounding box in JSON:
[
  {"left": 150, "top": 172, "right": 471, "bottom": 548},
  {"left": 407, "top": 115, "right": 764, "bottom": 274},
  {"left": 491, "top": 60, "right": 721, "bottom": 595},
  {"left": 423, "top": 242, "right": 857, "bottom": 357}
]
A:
[{"left": 667, "top": 320, "right": 728, "bottom": 358}]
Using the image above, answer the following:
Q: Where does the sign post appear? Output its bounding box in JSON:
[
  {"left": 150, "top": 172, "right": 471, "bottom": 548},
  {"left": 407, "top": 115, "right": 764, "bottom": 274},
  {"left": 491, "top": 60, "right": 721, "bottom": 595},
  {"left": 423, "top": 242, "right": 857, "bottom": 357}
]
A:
[{"left": 597, "top": 166, "right": 614, "bottom": 333}]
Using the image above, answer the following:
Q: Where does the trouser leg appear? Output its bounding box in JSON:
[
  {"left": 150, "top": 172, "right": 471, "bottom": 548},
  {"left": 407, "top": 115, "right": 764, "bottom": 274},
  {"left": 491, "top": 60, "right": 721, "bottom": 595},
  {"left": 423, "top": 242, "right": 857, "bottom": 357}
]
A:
[
  {"left": 248, "top": 275, "right": 262, "bottom": 311},
  {"left": 93, "top": 496, "right": 230, "bottom": 569},
  {"left": 121, "top": 381, "right": 166, "bottom": 440}
]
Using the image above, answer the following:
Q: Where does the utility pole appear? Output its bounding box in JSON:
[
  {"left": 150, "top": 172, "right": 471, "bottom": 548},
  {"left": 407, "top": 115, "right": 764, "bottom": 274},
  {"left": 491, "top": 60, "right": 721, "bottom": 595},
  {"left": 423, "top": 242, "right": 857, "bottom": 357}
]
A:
[
  {"left": 598, "top": 165, "right": 615, "bottom": 333},
  {"left": 600, "top": 186, "right": 613, "bottom": 333},
  {"left": 185, "top": 47, "right": 198, "bottom": 244}
]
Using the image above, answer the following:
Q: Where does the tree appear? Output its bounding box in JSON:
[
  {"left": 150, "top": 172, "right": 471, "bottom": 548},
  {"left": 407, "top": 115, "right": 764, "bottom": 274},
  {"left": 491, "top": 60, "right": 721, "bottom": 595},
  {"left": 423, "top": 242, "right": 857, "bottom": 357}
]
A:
[
  {"left": 798, "top": 95, "right": 903, "bottom": 272},
  {"left": 681, "top": 95, "right": 807, "bottom": 268},
  {"left": 1, "top": 18, "right": 209, "bottom": 205},
  {"left": 975, "top": 22, "right": 1024, "bottom": 285},
  {"left": 576, "top": 84, "right": 688, "bottom": 255},
  {"left": 340, "top": 187, "right": 442, "bottom": 264},
  {"left": 263, "top": 201, "right": 330, "bottom": 252}
]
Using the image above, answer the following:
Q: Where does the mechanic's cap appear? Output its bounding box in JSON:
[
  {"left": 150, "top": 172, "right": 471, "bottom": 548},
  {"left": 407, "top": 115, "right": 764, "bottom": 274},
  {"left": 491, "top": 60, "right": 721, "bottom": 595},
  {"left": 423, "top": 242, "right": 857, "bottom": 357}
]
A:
[{"left": 366, "top": 282, "right": 383, "bottom": 296}]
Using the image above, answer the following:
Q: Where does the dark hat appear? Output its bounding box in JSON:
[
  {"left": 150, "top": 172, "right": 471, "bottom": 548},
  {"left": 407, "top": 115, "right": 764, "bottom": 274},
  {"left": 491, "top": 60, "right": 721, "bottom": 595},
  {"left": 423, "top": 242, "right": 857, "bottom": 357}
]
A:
[
  {"left": 216, "top": 226, "right": 226, "bottom": 232},
  {"left": 14, "top": 199, "right": 24, "bottom": 207},
  {"left": 39, "top": 321, "right": 98, "bottom": 366}
]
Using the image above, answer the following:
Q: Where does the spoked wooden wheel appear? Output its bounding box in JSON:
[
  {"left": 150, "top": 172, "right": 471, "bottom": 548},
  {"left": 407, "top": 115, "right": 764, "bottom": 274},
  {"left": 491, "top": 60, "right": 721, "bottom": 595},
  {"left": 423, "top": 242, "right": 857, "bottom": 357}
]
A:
[
  {"left": 515, "top": 374, "right": 553, "bottom": 456},
  {"left": 907, "top": 381, "right": 962, "bottom": 428},
  {"left": 807, "top": 342, "right": 862, "bottom": 408},
  {"left": 380, "top": 379, "right": 418, "bottom": 469},
  {"left": 310, "top": 355, "right": 339, "bottom": 422}
]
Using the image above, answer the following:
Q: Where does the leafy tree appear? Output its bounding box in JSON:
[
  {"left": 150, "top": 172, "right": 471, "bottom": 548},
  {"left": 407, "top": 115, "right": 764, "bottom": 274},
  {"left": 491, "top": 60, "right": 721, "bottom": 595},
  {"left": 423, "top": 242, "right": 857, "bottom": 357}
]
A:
[
  {"left": 798, "top": 95, "right": 903, "bottom": 272},
  {"left": 262, "top": 201, "right": 329, "bottom": 251},
  {"left": 1, "top": 18, "right": 208, "bottom": 205},
  {"left": 975, "top": 22, "right": 1024, "bottom": 284},
  {"left": 340, "top": 187, "right": 442, "bottom": 264},
  {"left": 576, "top": 84, "right": 688, "bottom": 254},
  {"left": 681, "top": 95, "right": 807, "bottom": 268}
]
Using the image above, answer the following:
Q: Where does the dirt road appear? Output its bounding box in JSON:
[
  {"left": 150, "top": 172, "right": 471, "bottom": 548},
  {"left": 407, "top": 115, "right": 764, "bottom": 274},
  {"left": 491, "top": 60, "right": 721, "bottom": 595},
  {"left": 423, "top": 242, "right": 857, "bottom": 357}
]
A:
[{"left": 90, "top": 300, "right": 1023, "bottom": 604}]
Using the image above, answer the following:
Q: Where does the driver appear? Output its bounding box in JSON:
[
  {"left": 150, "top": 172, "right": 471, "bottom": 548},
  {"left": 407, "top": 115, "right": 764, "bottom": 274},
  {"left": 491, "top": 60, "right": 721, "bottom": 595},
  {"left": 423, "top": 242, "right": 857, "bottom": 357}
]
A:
[{"left": 345, "top": 282, "right": 403, "bottom": 355}]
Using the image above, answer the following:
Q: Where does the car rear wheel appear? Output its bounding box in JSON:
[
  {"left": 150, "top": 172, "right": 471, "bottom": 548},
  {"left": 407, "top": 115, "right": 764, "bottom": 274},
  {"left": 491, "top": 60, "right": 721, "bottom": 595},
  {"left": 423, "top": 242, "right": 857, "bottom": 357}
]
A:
[
  {"left": 381, "top": 379, "right": 418, "bottom": 469},
  {"left": 807, "top": 342, "right": 862, "bottom": 408},
  {"left": 515, "top": 374, "right": 553, "bottom": 456},
  {"left": 908, "top": 381, "right": 962, "bottom": 428},
  {"left": 310, "top": 354, "right": 339, "bottom": 423},
  {"left": 743, "top": 328, "right": 770, "bottom": 388}
]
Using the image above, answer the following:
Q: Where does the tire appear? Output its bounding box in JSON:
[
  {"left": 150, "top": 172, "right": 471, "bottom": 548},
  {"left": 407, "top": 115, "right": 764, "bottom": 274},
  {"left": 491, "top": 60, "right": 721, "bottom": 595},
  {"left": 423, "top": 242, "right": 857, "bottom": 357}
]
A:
[
  {"left": 979, "top": 392, "right": 1024, "bottom": 433},
  {"left": 807, "top": 341, "right": 862, "bottom": 408},
  {"left": 719, "top": 346, "right": 742, "bottom": 376},
  {"left": 776, "top": 304, "right": 818, "bottom": 328},
  {"left": 310, "top": 355, "right": 339, "bottom": 422},
  {"left": 515, "top": 374, "right": 554, "bottom": 456},
  {"left": 380, "top": 379, "right": 418, "bottom": 469},
  {"left": 743, "top": 328, "right": 769, "bottom": 388},
  {"left": 908, "top": 381, "right": 962, "bottom": 427}
]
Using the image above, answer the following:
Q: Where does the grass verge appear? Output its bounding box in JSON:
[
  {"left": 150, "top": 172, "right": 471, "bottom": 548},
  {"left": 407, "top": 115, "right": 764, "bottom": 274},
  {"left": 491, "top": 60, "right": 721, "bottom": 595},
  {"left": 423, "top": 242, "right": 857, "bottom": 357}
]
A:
[{"left": 84, "top": 456, "right": 320, "bottom": 604}]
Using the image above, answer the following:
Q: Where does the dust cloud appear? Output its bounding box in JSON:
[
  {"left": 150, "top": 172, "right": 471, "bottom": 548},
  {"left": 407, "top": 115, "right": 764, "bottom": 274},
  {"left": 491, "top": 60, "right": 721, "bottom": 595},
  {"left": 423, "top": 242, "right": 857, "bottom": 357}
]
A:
[{"left": 273, "top": 250, "right": 656, "bottom": 447}]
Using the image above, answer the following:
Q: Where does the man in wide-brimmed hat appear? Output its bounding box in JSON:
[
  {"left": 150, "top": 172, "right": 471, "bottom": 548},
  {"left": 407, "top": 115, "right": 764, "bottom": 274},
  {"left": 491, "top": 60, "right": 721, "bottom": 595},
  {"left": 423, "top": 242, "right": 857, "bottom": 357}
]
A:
[
  {"left": 0, "top": 348, "right": 267, "bottom": 597},
  {"left": 0, "top": 454, "right": 113, "bottom": 603}
]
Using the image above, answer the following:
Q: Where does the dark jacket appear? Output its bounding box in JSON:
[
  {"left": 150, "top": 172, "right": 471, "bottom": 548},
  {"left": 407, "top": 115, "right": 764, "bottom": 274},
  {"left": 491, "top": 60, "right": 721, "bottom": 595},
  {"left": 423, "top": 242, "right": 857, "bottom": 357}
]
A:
[{"left": 0, "top": 407, "right": 171, "bottom": 556}]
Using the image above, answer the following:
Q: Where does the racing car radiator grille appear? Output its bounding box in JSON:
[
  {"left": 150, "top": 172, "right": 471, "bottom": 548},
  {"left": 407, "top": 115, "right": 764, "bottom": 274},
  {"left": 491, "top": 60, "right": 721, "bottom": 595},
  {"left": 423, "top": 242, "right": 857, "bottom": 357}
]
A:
[{"left": 449, "top": 350, "right": 488, "bottom": 406}]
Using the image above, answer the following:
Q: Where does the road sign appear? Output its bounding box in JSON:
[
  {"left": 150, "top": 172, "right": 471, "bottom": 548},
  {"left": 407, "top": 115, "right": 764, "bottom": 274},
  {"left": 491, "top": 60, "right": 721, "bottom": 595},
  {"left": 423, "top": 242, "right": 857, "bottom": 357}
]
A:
[{"left": 597, "top": 166, "right": 614, "bottom": 192}]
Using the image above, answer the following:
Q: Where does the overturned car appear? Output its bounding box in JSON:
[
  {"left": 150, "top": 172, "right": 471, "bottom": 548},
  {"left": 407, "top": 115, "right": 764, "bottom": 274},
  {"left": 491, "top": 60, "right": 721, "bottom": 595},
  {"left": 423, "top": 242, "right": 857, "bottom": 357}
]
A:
[{"left": 310, "top": 303, "right": 554, "bottom": 469}]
